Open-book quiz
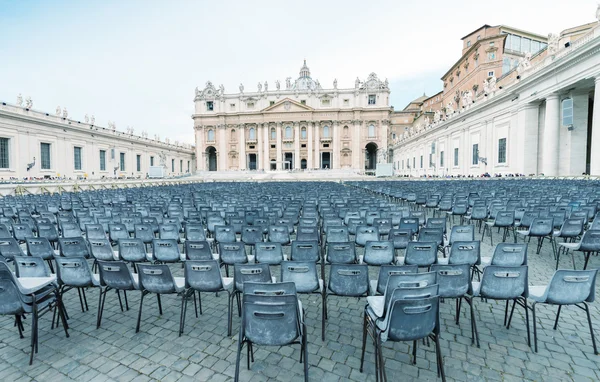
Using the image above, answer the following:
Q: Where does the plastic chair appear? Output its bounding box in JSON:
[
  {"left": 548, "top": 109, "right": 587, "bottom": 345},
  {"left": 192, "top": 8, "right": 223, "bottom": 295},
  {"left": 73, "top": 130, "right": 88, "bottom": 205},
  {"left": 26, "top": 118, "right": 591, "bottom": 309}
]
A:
[
  {"left": 370, "top": 264, "right": 419, "bottom": 295},
  {"left": 58, "top": 237, "right": 91, "bottom": 259},
  {"left": 558, "top": 230, "right": 600, "bottom": 270},
  {"left": 397, "top": 242, "right": 437, "bottom": 268},
  {"left": 230, "top": 263, "right": 273, "bottom": 335},
  {"left": 13, "top": 256, "right": 52, "bottom": 278},
  {"left": 255, "top": 242, "right": 284, "bottom": 265},
  {"left": 25, "top": 237, "right": 56, "bottom": 271},
  {"left": 482, "top": 211, "right": 516, "bottom": 245},
  {"left": 355, "top": 226, "right": 379, "bottom": 247},
  {"left": 290, "top": 241, "right": 320, "bottom": 263},
  {"left": 323, "top": 264, "right": 369, "bottom": 340},
  {"left": 151, "top": 239, "right": 181, "bottom": 263},
  {"left": 268, "top": 225, "right": 291, "bottom": 245},
  {"left": 180, "top": 260, "right": 233, "bottom": 335},
  {"left": 472, "top": 265, "right": 531, "bottom": 347},
  {"left": 55, "top": 256, "right": 100, "bottom": 313},
  {"left": 96, "top": 260, "right": 139, "bottom": 328},
  {"left": 109, "top": 223, "right": 129, "bottom": 244},
  {"left": 118, "top": 238, "right": 149, "bottom": 266},
  {"left": 363, "top": 241, "right": 395, "bottom": 266},
  {"left": 85, "top": 224, "right": 106, "bottom": 241},
  {"left": 220, "top": 242, "right": 248, "bottom": 276},
  {"left": 135, "top": 264, "right": 186, "bottom": 333},
  {"left": 528, "top": 269, "right": 598, "bottom": 354},
  {"left": 185, "top": 240, "right": 214, "bottom": 261},
  {"left": 516, "top": 217, "right": 556, "bottom": 258},
  {"left": 0, "top": 261, "right": 69, "bottom": 365}
]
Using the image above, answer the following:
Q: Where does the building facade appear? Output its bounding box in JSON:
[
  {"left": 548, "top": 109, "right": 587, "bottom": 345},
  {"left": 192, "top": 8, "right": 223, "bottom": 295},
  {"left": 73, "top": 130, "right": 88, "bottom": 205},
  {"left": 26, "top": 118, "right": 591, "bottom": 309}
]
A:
[
  {"left": 193, "top": 61, "right": 391, "bottom": 172},
  {"left": 0, "top": 103, "right": 195, "bottom": 180},
  {"left": 391, "top": 18, "right": 600, "bottom": 177}
]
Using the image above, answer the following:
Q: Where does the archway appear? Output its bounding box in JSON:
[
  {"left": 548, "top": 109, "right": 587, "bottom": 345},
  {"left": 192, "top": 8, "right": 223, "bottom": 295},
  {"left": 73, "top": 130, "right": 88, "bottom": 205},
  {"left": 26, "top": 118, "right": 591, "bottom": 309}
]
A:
[
  {"left": 365, "top": 142, "right": 378, "bottom": 170},
  {"left": 206, "top": 146, "right": 217, "bottom": 171}
]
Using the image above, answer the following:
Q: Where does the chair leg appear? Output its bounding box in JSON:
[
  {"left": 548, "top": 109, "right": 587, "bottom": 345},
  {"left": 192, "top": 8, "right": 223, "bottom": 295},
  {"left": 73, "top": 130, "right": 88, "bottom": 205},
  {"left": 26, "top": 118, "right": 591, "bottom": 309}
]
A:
[
  {"left": 532, "top": 302, "right": 538, "bottom": 352},
  {"left": 234, "top": 338, "right": 243, "bottom": 382},
  {"left": 467, "top": 297, "right": 480, "bottom": 347},
  {"left": 157, "top": 294, "right": 163, "bottom": 315},
  {"left": 584, "top": 302, "right": 598, "bottom": 355},
  {"left": 583, "top": 252, "right": 591, "bottom": 270},
  {"left": 77, "top": 288, "right": 85, "bottom": 312},
  {"left": 179, "top": 291, "right": 188, "bottom": 336},
  {"left": 29, "top": 304, "right": 38, "bottom": 365},
  {"left": 360, "top": 312, "right": 368, "bottom": 372},
  {"left": 194, "top": 291, "right": 199, "bottom": 317},
  {"left": 116, "top": 290, "right": 124, "bottom": 312},
  {"left": 505, "top": 300, "right": 512, "bottom": 327},
  {"left": 124, "top": 290, "right": 129, "bottom": 311},
  {"left": 96, "top": 287, "right": 105, "bottom": 329},
  {"left": 377, "top": 334, "right": 386, "bottom": 382},
  {"left": 412, "top": 340, "right": 417, "bottom": 364},
  {"left": 322, "top": 292, "right": 327, "bottom": 341},
  {"left": 553, "top": 305, "right": 562, "bottom": 330},
  {"left": 136, "top": 292, "right": 145, "bottom": 333},
  {"left": 228, "top": 293, "right": 234, "bottom": 336},
  {"left": 302, "top": 324, "right": 308, "bottom": 382},
  {"left": 82, "top": 288, "right": 89, "bottom": 311},
  {"left": 15, "top": 315, "right": 24, "bottom": 338},
  {"left": 56, "top": 292, "right": 70, "bottom": 335},
  {"left": 434, "top": 333, "right": 446, "bottom": 382},
  {"left": 524, "top": 297, "right": 531, "bottom": 347}
]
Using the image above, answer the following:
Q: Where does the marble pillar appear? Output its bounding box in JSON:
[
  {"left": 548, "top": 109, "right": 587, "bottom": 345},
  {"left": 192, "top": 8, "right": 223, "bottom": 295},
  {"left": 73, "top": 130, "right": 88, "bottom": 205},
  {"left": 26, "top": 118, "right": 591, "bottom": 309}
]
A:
[
  {"left": 276, "top": 122, "right": 282, "bottom": 170},
  {"left": 307, "top": 122, "right": 313, "bottom": 169},
  {"left": 590, "top": 79, "right": 600, "bottom": 175},
  {"left": 218, "top": 125, "right": 227, "bottom": 171},
  {"left": 542, "top": 94, "right": 560, "bottom": 176},
  {"left": 238, "top": 124, "right": 246, "bottom": 170},
  {"left": 314, "top": 122, "right": 320, "bottom": 169},
  {"left": 294, "top": 122, "right": 300, "bottom": 169},
  {"left": 257, "top": 124, "right": 263, "bottom": 170},
  {"left": 332, "top": 121, "right": 340, "bottom": 169}
]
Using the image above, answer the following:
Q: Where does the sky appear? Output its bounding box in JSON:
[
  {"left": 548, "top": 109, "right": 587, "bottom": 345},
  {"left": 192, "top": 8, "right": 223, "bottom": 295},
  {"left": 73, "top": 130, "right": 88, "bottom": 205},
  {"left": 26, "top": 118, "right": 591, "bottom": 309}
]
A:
[{"left": 0, "top": 0, "right": 596, "bottom": 144}]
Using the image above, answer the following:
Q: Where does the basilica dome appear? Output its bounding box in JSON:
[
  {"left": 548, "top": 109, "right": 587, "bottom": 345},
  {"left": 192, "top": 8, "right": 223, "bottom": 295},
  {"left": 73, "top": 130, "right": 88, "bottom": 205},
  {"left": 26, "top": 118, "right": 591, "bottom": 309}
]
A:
[{"left": 292, "top": 60, "right": 322, "bottom": 91}]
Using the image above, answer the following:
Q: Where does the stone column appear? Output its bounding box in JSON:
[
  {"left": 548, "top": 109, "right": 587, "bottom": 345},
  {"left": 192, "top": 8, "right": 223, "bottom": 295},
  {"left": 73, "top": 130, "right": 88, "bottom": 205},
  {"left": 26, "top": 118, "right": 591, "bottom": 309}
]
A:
[
  {"left": 352, "top": 120, "right": 361, "bottom": 170},
  {"left": 314, "top": 122, "right": 320, "bottom": 169},
  {"left": 590, "top": 78, "right": 600, "bottom": 175},
  {"left": 332, "top": 121, "right": 340, "bottom": 169},
  {"left": 517, "top": 104, "right": 540, "bottom": 176},
  {"left": 542, "top": 94, "right": 560, "bottom": 176},
  {"left": 218, "top": 125, "right": 227, "bottom": 171},
  {"left": 257, "top": 124, "right": 263, "bottom": 170},
  {"left": 276, "top": 122, "right": 282, "bottom": 170},
  {"left": 293, "top": 122, "right": 301, "bottom": 169},
  {"left": 238, "top": 124, "right": 246, "bottom": 170},
  {"left": 263, "top": 123, "right": 270, "bottom": 170},
  {"left": 307, "top": 122, "right": 313, "bottom": 169},
  {"left": 196, "top": 126, "right": 204, "bottom": 172},
  {"left": 566, "top": 92, "right": 589, "bottom": 175}
]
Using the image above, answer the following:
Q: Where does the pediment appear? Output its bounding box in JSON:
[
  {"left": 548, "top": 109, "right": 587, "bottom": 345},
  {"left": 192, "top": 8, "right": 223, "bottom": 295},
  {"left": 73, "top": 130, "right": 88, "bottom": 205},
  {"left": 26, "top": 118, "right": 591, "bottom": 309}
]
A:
[{"left": 262, "top": 98, "right": 313, "bottom": 112}]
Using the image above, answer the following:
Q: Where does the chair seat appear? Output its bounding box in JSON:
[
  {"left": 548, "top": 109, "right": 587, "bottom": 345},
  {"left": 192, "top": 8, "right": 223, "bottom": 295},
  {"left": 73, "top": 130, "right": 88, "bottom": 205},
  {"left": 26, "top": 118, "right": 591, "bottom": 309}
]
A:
[
  {"left": 517, "top": 230, "right": 530, "bottom": 236},
  {"left": 174, "top": 277, "right": 185, "bottom": 292},
  {"left": 437, "top": 257, "right": 449, "bottom": 265},
  {"left": 396, "top": 256, "right": 405, "bottom": 265},
  {"left": 366, "top": 296, "right": 385, "bottom": 318},
  {"left": 131, "top": 273, "right": 140, "bottom": 289},
  {"left": 17, "top": 276, "right": 57, "bottom": 295},
  {"left": 558, "top": 242, "right": 581, "bottom": 250},
  {"left": 480, "top": 257, "right": 492, "bottom": 267},
  {"left": 91, "top": 274, "right": 101, "bottom": 287},
  {"left": 369, "top": 280, "right": 378, "bottom": 295},
  {"left": 222, "top": 277, "right": 234, "bottom": 292},
  {"left": 471, "top": 281, "right": 481, "bottom": 296},
  {"left": 528, "top": 285, "right": 548, "bottom": 302}
]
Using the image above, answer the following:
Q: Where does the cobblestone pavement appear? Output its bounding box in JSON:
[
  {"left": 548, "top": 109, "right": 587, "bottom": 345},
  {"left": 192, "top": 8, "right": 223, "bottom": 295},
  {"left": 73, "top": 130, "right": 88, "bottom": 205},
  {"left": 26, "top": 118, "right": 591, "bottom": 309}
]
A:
[{"left": 1, "top": 223, "right": 599, "bottom": 382}]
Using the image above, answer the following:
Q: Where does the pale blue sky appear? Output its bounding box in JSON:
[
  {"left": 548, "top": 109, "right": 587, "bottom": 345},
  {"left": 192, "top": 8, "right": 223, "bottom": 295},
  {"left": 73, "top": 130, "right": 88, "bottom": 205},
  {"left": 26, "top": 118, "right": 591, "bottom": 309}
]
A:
[{"left": 0, "top": 0, "right": 596, "bottom": 143}]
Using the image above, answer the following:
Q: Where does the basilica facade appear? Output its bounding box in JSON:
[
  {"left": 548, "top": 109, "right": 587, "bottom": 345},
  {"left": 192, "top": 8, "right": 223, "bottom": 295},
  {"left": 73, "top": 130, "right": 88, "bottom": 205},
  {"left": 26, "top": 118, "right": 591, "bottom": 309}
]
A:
[{"left": 192, "top": 61, "right": 391, "bottom": 172}]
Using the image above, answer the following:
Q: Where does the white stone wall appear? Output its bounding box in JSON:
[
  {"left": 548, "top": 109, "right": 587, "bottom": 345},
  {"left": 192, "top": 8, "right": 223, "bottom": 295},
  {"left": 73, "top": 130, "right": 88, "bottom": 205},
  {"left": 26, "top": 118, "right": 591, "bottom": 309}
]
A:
[{"left": 0, "top": 104, "right": 195, "bottom": 180}]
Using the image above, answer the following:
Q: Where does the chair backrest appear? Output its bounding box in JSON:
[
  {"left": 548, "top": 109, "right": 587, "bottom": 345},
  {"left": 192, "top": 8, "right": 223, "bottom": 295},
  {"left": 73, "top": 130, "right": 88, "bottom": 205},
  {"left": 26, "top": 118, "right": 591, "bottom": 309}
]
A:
[
  {"left": 296, "top": 226, "right": 319, "bottom": 242},
  {"left": 88, "top": 238, "right": 115, "bottom": 261},
  {"left": 430, "top": 263, "right": 471, "bottom": 298},
  {"left": 185, "top": 240, "right": 213, "bottom": 261},
  {"left": 241, "top": 226, "right": 263, "bottom": 244},
  {"left": 268, "top": 225, "right": 290, "bottom": 244},
  {"left": 37, "top": 223, "right": 58, "bottom": 241},
  {"left": 86, "top": 224, "right": 106, "bottom": 240},
  {"left": 134, "top": 224, "right": 155, "bottom": 242},
  {"left": 290, "top": 241, "right": 320, "bottom": 262},
  {"left": 234, "top": 263, "right": 272, "bottom": 292},
  {"left": 326, "top": 226, "right": 349, "bottom": 244},
  {"left": 399, "top": 218, "right": 419, "bottom": 235},
  {"left": 404, "top": 242, "right": 437, "bottom": 267},
  {"left": 417, "top": 228, "right": 443, "bottom": 246},
  {"left": 25, "top": 237, "right": 54, "bottom": 259},
  {"left": 528, "top": 218, "right": 554, "bottom": 236},
  {"left": 58, "top": 237, "right": 90, "bottom": 258},
  {"left": 14, "top": 256, "right": 51, "bottom": 277},
  {"left": 280, "top": 261, "right": 319, "bottom": 293},
  {"left": 118, "top": 238, "right": 147, "bottom": 262},
  {"left": 185, "top": 223, "right": 206, "bottom": 241},
  {"left": 579, "top": 230, "right": 600, "bottom": 252},
  {"left": 327, "top": 264, "right": 369, "bottom": 296},
  {"left": 0, "top": 223, "right": 11, "bottom": 239},
  {"left": 159, "top": 223, "right": 180, "bottom": 241},
  {"left": 558, "top": 218, "right": 584, "bottom": 237},
  {"left": 185, "top": 260, "right": 224, "bottom": 292},
  {"left": 545, "top": 269, "right": 597, "bottom": 304},
  {"left": 242, "top": 294, "right": 300, "bottom": 346},
  {"left": 326, "top": 242, "right": 356, "bottom": 264},
  {"left": 137, "top": 264, "right": 177, "bottom": 294},
  {"left": 494, "top": 211, "right": 515, "bottom": 227},
  {"left": 491, "top": 243, "right": 528, "bottom": 266},
  {"left": 425, "top": 218, "right": 446, "bottom": 234},
  {"left": 97, "top": 260, "right": 137, "bottom": 290},
  {"left": 480, "top": 265, "right": 528, "bottom": 299},
  {"left": 243, "top": 281, "right": 296, "bottom": 296},
  {"left": 255, "top": 243, "right": 284, "bottom": 265},
  {"left": 448, "top": 241, "right": 481, "bottom": 266},
  {"left": 448, "top": 225, "right": 474, "bottom": 244},
  {"left": 384, "top": 296, "right": 439, "bottom": 342},
  {"left": 152, "top": 239, "right": 180, "bottom": 262},
  {"left": 12, "top": 224, "right": 34, "bottom": 241},
  {"left": 347, "top": 218, "right": 366, "bottom": 235},
  {"left": 355, "top": 226, "right": 379, "bottom": 246},
  {"left": 109, "top": 223, "right": 129, "bottom": 242},
  {"left": 0, "top": 262, "right": 25, "bottom": 315},
  {"left": 374, "top": 265, "right": 419, "bottom": 295},
  {"left": 388, "top": 229, "right": 411, "bottom": 250},
  {"left": 220, "top": 242, "right": 247, "bottom": 265},
  {"left": 55, "top": 256, "right": 95, "bottom": 287},
  {"left": 363, "top": 240, "right": 395, "bottom": 265}
]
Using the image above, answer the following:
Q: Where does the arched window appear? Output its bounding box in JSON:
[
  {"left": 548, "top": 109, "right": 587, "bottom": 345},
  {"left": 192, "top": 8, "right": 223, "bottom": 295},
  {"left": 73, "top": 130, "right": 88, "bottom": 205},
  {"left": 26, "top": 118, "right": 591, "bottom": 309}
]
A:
[
  {"left": 231, "top": 129, "right": 236, "bottom": 141},
  {"left": 323, "top": 125, "right": 330, "bottom": 138},
  {"left": 368, "top": 124, "right": 375, "bottom": 137},
  {"left": 271, "top": 128, "right": 276, "bottom": 140},
  {"left": 249, "top": 128, "right": 256, "bottom": 140},
  {"left": 285, "top": 126, "right": 292, "bottom": 139},
  {"left": 301, "top": 127, "right": 307, "bottom": 139},
  {"left": 343, "top": 126, "right": 349, "bottom": 137},
  {"left": 207, "top": 129, "right": 215, "bottom": 141}
]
